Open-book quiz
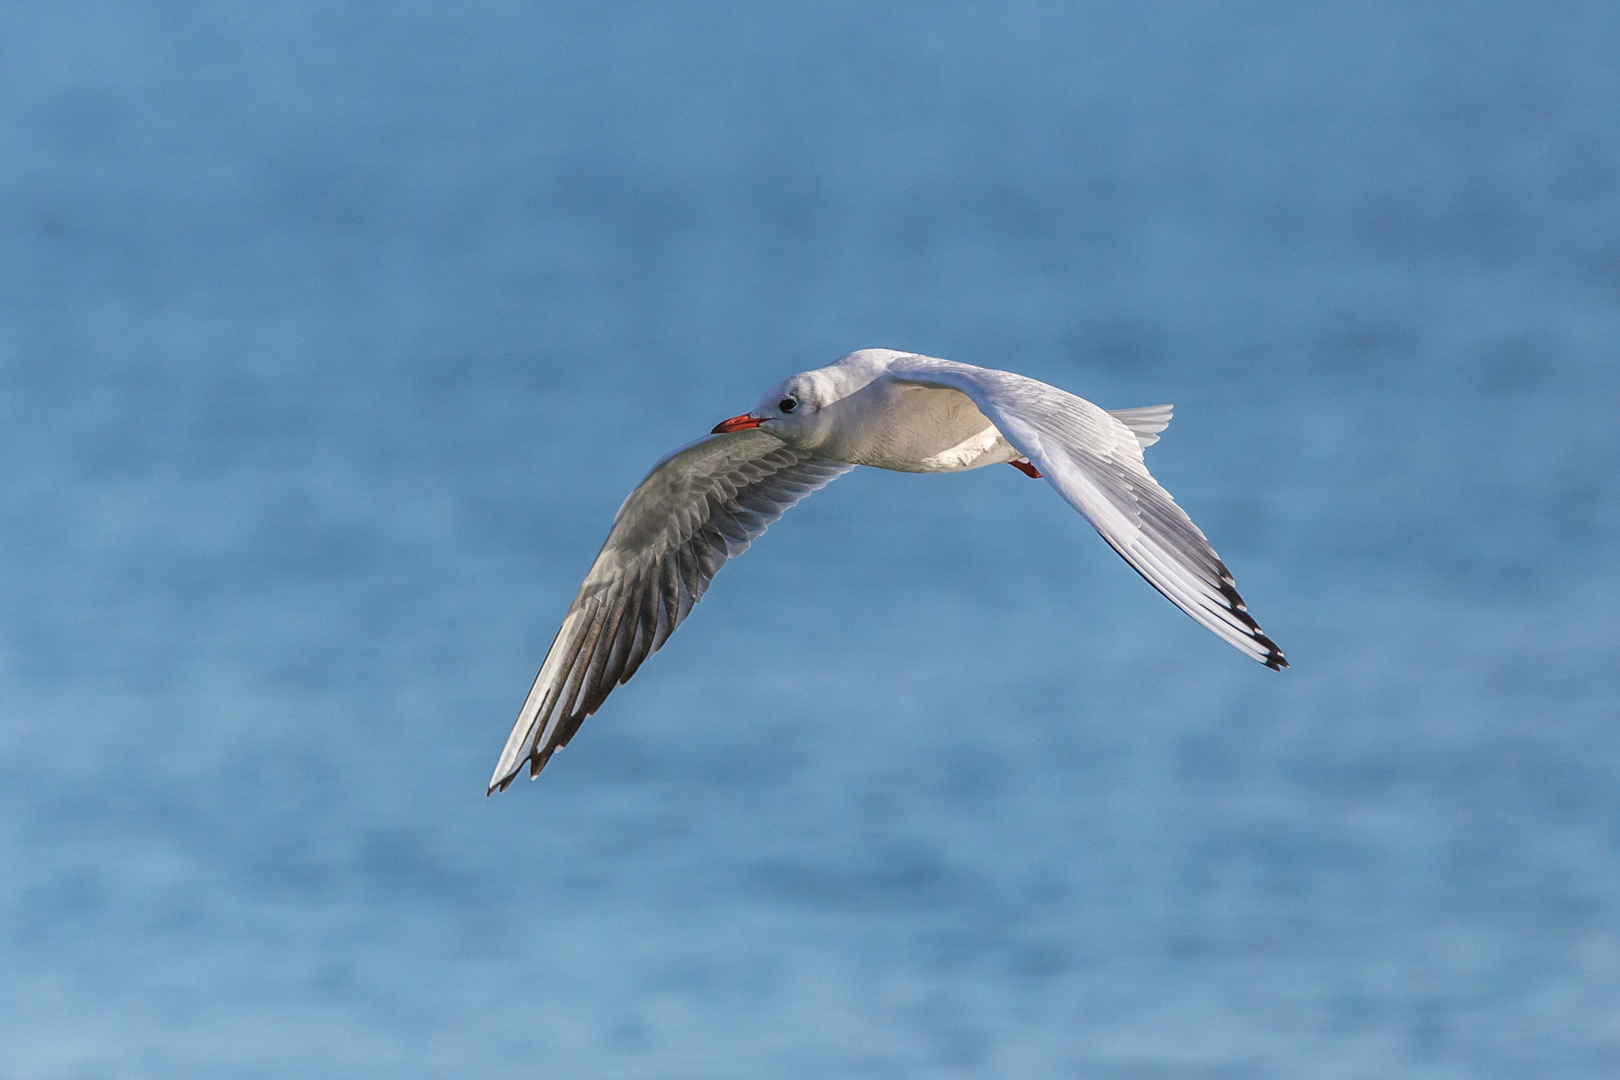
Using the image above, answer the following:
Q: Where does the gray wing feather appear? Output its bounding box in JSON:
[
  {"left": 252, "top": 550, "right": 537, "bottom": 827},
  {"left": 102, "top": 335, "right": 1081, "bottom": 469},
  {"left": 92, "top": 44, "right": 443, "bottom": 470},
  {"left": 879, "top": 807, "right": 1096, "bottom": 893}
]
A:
[
  {"left": 889, "top": 356, "right": 1286, "bottom": 670},
  {"left": 489, "top": 430, "right": 852, "bottom": 793}
]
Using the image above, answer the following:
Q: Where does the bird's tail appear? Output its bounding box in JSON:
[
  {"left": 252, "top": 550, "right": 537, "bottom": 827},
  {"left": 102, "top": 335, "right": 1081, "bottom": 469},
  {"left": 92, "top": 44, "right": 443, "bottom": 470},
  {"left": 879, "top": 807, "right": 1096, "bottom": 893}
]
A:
[{"left": 1107, "top": 404, "right": 1173, "bottom": 448}]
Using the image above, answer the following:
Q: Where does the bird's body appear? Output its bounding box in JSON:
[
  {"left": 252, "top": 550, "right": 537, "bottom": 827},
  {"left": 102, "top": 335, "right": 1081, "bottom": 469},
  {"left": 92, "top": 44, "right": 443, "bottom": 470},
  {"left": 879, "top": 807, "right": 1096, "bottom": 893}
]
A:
[
  {"left": 489, "top": 349, "right": 1285, "bottom": 794},
  {"left": 775, "top": 352, "right": 1023, "bottom": 472}
]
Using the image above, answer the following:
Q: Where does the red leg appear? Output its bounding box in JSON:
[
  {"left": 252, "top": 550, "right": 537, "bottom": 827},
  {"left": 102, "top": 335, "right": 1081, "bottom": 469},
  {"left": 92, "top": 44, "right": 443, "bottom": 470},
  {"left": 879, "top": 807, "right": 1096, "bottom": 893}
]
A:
[{"left": 1009, "top": 459, "right": 1042, "bottom": 479}]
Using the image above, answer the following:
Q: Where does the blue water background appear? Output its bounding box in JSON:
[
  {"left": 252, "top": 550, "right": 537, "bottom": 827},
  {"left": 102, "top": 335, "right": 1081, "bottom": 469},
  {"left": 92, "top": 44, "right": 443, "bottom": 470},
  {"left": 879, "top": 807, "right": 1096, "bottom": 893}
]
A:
[{"left": 3, "top": 3, "right": 1619, "bottom": 1076}]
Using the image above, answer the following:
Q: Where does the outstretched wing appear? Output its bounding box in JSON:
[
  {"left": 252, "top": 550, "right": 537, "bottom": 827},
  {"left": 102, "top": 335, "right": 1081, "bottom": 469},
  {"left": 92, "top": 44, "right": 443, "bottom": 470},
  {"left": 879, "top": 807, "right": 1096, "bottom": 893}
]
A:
[
  {"left": 888, "top": 355, "right": 1287, "bottom": 670},
  {"left": 490, "top": 430, "right": 852, "bottom": 792}
]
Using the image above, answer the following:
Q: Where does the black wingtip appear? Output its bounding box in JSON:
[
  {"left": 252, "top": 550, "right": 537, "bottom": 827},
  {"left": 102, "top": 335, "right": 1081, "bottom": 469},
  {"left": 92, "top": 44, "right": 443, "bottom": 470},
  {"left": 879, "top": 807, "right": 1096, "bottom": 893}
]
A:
[{"left": 1258, "top": 635, "right": 1288, "bottom": 671}]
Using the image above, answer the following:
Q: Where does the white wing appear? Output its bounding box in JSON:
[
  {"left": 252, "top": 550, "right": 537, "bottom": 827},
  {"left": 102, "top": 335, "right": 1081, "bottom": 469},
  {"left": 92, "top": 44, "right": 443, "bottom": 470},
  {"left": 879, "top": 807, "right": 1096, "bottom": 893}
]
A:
[
  {"left": 888, "top": 356, "right": 1287, "bottom": 670},
  {"left": 490, "top": 430, "right": 852, "bottom": 793}
]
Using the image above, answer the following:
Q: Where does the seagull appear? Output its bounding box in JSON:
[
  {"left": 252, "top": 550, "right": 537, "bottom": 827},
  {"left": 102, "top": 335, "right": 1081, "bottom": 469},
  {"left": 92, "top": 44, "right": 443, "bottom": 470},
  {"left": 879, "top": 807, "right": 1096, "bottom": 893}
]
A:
[{"left": 489, "top": 349, "right": 1286, "bottom": 794}]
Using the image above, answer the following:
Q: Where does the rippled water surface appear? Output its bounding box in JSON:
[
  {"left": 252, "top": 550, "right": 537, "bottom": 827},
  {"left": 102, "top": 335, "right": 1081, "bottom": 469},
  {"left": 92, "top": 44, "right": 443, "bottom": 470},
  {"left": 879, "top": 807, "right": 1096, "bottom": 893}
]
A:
[{"left": 3, "top": 3, "right": 1619, "bottom": 1076}]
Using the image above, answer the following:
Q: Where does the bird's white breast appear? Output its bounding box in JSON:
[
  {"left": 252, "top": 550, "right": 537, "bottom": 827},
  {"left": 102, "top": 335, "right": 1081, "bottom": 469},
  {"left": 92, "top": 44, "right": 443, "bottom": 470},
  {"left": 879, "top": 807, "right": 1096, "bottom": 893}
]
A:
[{"left": 818, "top": 379, "right": 1020, "bottom": 473}]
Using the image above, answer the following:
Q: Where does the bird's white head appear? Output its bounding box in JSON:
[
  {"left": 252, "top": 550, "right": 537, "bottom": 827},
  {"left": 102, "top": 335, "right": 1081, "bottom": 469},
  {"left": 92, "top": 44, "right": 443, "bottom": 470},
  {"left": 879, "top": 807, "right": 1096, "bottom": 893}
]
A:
[
  {"left": 710, "top": 350, "right": 912, "bottom": 451},
  {"left": 709, "top": 368, "right": 843, "bottom": 449}
]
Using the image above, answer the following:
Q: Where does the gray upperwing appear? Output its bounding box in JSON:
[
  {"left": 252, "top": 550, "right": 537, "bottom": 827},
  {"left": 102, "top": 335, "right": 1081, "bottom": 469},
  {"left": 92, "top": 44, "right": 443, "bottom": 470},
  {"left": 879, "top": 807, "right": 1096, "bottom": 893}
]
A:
[
  {"left": 886, "top": 356, "right": 1286, "bottom": 670},
  {"left": 489, "top": 430, "right": 852, "bottom": 793}
]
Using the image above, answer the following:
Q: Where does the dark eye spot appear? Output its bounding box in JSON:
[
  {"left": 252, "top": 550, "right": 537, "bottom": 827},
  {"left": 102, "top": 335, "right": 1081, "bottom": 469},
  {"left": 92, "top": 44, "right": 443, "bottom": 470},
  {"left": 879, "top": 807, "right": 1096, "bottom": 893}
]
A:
[{"left": 779, "top": 398, "right": 797, "bottom": 412}]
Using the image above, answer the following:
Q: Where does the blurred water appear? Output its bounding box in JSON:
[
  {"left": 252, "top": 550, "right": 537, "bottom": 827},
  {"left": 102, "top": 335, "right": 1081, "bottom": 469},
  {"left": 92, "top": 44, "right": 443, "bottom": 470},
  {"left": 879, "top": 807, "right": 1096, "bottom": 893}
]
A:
[{"left": 2, "top": 2, "right": 1619, "bottom": 1076}]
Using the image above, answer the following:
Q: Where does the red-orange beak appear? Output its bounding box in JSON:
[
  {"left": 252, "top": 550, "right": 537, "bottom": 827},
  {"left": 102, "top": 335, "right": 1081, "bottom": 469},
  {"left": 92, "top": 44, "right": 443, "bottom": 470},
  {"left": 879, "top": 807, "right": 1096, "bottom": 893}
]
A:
[{"left": 711, "top": 413, "right": 768, "bottom": 434}]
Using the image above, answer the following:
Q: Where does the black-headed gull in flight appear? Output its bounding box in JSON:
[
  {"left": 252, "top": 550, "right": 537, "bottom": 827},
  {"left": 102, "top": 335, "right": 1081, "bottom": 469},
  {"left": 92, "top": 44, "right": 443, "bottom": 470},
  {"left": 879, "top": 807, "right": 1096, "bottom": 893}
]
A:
[{"left": 490, "top": 349, "right": 1285, "bottom": 793}]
